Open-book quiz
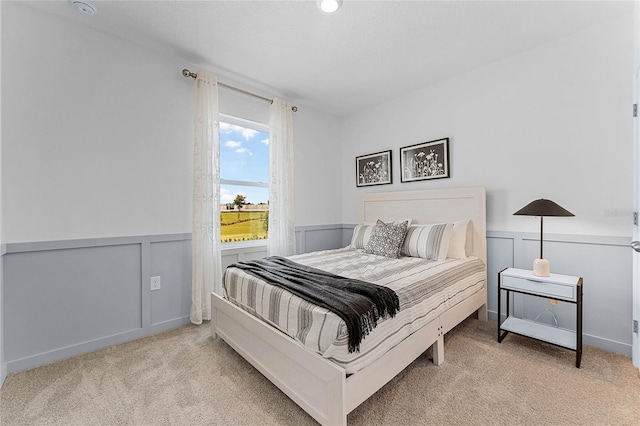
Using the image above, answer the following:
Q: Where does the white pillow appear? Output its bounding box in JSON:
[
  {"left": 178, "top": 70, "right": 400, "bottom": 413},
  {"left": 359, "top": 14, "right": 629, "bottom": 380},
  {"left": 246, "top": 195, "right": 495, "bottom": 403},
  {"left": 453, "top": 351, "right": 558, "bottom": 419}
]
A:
[
  {"left": 401, "top": 223, "right": 453, "bottom": 261},
  {"left": 447, "top": 220, "right": 470, "bottom": 259}
]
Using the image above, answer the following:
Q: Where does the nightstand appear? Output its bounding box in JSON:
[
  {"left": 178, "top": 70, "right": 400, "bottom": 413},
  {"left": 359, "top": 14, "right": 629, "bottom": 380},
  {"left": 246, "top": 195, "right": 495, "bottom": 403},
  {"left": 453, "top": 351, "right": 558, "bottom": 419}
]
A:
[{"left": 498, "top": 267, "right": 583, "bottom": 368}]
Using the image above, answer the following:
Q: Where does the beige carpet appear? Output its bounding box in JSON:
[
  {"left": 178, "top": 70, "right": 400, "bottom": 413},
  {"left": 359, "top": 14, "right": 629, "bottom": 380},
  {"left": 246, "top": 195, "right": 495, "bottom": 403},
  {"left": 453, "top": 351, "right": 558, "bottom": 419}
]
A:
[{"left": 1, "top": 318, "right": 639, "bottom": 425}]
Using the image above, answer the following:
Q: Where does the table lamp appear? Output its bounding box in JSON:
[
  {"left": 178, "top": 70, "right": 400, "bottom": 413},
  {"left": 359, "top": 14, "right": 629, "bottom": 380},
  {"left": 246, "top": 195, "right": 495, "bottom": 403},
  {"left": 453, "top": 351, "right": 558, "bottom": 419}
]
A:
[{"left": 514, "top": 199, "right": 574, "bottom": 277}]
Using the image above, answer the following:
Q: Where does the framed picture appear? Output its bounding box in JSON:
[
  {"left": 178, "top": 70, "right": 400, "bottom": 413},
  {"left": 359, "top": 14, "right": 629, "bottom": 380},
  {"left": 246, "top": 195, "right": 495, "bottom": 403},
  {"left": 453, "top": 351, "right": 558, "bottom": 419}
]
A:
[
  {"left": 400, "top": 138, "right": 450, "bottom": 182},
  {"left": 356, "top": 150, "right": 392, "bottom": 187}
]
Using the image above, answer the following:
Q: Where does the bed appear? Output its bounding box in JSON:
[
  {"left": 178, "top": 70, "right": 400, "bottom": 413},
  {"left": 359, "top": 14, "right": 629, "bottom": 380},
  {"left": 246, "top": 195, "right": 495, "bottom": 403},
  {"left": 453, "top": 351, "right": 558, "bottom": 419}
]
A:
[{"left": 211, "top": 187, "right": 487, "bottom": 425}]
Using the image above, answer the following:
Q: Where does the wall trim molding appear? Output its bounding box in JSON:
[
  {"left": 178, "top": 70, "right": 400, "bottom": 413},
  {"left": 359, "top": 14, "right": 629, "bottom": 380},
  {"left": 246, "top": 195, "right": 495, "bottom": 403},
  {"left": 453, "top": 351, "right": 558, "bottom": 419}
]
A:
[
  {"left": 487, "top": 230, "right": 631, "bottom": 247},
  {"left": 4, "top": 233, "right": 192, "bottom": 254},
  {"left": 3, "top": 225, "right": 354, "bottom": 255}
]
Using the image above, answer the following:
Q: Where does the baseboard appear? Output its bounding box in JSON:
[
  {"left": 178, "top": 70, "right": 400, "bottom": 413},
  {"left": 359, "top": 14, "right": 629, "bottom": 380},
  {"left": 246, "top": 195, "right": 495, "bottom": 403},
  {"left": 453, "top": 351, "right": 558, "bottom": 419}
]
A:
[
  {"left": 6, "top": 316, "right": 191, "bottom": 375},
  {"left": 1, "top": 362, "right": 6, "bottom": 388}
]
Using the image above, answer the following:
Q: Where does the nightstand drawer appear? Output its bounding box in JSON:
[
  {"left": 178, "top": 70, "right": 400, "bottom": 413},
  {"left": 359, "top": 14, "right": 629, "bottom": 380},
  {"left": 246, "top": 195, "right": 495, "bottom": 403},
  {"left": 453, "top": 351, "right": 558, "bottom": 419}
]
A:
[{"left": 501, "top": 275, "right": 575, "bottom": 301}]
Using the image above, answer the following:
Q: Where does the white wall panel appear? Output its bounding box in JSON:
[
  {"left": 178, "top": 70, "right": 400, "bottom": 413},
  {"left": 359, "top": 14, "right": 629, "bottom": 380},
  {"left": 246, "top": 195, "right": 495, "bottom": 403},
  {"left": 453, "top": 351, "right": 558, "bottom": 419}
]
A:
[
  {"left": 2, "top": 2, "right": 192, "bottom": 242},
  {"left": 1, "top": 2, "right": 342, "bottom": 243},
  {"left": 340, "top": 15, "right": 633, "bottom": 238}
]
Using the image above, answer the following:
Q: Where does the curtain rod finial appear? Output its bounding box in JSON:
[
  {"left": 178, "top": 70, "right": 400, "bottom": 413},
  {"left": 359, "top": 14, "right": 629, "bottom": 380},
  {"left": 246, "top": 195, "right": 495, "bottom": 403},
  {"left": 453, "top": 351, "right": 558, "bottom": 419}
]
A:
[{"left": 182, "top": 69, "right": 196, "bottom": 79}]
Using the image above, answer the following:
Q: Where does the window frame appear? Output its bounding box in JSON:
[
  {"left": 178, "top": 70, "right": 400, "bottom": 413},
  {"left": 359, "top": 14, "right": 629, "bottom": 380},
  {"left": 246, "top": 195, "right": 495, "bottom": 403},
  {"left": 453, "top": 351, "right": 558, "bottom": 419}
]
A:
[{"left": 219, "top": 113, "right": 270, "bottom": 247}]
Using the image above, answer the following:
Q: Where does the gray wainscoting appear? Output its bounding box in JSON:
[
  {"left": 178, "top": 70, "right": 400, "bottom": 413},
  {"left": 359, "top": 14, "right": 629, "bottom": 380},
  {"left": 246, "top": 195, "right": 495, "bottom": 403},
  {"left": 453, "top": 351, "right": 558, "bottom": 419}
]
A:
[
  {"left": 1, "top": 225, "right": 348, "bottom": 375},
  {"left": 296, "top": 224, "right": 349, "bottom": 254},
  {"left": 487, "top": 231, "right": 633, "bottom": 356},
  {"left": 3, "top": 234, "right": 192, "bottom": 374},
  {"left": 1, "top": 226, "right": 632, "bottom": 377},
  {"left": 222, "top": 243, "right": 269, "bottom": 270},
  {"left": 1, "top": 244, "right": 6, "bottom": 387},
  {"left": 221, "top": 224, "right": 349, "bottom": 269}
]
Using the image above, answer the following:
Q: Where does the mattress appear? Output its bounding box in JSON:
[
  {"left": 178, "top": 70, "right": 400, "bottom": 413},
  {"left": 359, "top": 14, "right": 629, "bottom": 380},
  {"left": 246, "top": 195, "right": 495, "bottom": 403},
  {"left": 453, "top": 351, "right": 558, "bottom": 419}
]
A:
[{"left": 223, "top": 247, "right": 486, "bottom": 374}]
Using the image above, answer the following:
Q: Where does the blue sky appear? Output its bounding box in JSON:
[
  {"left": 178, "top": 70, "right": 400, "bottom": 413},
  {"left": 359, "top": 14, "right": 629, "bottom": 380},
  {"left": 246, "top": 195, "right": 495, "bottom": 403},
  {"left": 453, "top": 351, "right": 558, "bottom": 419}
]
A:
[{"left": 219, "top": 122, "right": 269, "bottom": 205}]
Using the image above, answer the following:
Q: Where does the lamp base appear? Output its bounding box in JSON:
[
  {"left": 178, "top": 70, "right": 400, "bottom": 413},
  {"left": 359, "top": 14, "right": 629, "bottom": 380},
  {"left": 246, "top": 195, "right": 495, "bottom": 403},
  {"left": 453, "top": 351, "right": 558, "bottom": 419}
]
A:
[{"left": 533, "top": 258, "right": 550, "bottom": 277}]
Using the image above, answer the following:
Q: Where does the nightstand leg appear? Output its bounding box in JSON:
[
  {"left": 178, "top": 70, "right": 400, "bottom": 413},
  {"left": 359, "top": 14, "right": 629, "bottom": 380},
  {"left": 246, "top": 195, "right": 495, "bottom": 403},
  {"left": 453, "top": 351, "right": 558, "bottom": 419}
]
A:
[
  {"left": 498, "top": 287, "right": 510, "bottom": 343},
  {"left": 497, "top": 273, "right": 502, "bottom": 342},
  {"left": 576, "top": 279, "right": 583, "bottom": 368},
  {"left": 497, "top": 268, "right": 509, "bottom": 343}
]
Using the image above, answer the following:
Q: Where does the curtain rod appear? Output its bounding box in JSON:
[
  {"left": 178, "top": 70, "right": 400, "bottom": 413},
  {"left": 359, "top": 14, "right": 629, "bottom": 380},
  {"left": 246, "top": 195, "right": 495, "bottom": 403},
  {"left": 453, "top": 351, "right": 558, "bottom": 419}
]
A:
[{"left": 182, "top": 69, "right": 298, "bottom": 112}]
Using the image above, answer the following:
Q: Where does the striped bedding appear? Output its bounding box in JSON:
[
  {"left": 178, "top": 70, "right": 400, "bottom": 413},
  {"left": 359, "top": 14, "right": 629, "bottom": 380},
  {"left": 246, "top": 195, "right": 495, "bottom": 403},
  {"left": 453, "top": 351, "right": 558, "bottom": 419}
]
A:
[{"left": 223, "top": 247, "right": 486, "bottom": 374}]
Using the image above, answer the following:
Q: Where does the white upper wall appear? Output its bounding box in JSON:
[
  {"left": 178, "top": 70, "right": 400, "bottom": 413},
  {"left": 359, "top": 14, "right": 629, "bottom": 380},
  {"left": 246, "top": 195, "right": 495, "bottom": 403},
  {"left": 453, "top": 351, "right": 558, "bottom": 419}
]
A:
[
  {"left": 1, "top": 2, "right": 341, "bottom": 243},
  {"left": 341, "top": 15, "right": 633, "bottom": 237}
]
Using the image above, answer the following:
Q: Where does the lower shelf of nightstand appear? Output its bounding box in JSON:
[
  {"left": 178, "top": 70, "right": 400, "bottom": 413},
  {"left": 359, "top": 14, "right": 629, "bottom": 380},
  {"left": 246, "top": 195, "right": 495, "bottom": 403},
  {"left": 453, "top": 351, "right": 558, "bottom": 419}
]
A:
[{"left": 501, "top": 317, "right": 576, "bottom": 350}]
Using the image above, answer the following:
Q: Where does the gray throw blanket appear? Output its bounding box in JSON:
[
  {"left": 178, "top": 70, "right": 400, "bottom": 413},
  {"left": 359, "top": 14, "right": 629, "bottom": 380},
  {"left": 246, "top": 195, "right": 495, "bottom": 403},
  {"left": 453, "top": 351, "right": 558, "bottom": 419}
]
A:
[{"left": 228, "top": 256, "right": 400, "bottom": 353}]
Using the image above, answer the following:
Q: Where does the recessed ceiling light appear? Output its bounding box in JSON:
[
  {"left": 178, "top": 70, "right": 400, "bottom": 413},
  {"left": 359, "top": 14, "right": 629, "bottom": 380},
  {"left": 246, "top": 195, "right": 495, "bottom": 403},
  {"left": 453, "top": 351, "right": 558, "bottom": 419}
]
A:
[
  {"left": 71, "top": 0, "right": 97, "bottom": 17},
  {"left": 318, "top": 0, "right": 342, "bottom": 14}
]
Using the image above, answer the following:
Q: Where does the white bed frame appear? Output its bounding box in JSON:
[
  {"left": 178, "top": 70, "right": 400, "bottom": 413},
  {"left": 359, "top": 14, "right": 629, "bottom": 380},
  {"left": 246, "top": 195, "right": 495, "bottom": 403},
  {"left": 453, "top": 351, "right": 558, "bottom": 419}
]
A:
[{"left": 211, "top": 187, "right": 487, "bottom": 425}]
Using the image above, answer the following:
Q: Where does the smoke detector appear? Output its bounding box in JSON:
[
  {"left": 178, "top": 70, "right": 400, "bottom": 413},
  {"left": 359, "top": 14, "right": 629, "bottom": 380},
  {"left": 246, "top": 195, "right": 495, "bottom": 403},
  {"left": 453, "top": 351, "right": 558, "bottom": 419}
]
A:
[{"left": 71, "top": 1, "right": 97, "bottom": 17}]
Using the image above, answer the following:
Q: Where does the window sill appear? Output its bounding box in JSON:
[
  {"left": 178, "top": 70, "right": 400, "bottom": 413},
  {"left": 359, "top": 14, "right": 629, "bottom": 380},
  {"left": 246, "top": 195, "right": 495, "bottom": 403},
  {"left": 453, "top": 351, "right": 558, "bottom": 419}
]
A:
[{"left": 221, "top": 240, "right": 268, "bottom": 252}]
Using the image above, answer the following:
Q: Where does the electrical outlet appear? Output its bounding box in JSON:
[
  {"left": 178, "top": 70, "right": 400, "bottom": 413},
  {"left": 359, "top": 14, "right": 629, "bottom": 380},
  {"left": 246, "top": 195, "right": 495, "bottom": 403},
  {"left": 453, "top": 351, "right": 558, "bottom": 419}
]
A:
[{"left": 150, "top": 276, "right": 161, "bottom": 291}]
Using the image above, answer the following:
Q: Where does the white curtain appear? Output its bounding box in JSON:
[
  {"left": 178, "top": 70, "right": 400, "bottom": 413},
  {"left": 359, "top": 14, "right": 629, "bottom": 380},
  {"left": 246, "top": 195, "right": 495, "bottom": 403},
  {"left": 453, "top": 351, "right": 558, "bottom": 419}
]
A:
[
  {"left": 190, "top": 70, "right": 223, "bottom": 325},
  {"left": 268, "top": 98, "right": 296, "bottom": 256}
]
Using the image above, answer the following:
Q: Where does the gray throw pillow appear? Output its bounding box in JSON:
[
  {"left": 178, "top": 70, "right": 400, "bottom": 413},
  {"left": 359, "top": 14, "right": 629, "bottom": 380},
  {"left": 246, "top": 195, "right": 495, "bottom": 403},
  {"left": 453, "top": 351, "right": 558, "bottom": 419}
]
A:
[{"left": 364, "top": 219, "right": 409, "bottom": 258}]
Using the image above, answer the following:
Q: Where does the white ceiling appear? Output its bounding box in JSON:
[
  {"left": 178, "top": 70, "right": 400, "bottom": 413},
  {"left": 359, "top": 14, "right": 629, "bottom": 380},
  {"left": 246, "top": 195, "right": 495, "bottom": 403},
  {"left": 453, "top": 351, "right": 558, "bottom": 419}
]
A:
[{"left": 21, "top": 0, "right": 634, "bottom": 117}]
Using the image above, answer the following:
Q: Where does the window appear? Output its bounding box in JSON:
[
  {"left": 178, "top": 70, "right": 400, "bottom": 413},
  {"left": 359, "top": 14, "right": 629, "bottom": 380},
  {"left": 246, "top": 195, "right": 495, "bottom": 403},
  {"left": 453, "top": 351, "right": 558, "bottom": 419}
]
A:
[{"left": 219, "top": 115, "right": 269, "bottom": 243}]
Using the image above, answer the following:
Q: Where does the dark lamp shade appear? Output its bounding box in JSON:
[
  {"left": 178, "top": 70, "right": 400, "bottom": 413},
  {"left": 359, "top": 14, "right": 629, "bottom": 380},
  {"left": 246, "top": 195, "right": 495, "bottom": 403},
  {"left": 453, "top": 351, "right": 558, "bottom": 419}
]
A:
[{"left": 513, "top": 199, "right": 574, "bottom": 217}]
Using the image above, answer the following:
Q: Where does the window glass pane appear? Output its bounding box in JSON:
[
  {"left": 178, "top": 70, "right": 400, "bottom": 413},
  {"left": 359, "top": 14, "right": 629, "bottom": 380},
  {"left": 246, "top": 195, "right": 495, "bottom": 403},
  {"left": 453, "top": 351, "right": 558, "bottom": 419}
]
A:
[
  {"left": 220, "top": 184, "right": 269, "bottom": 243},
  {"left": 220, "top": 122, "right": 269, "bottom": 183}
]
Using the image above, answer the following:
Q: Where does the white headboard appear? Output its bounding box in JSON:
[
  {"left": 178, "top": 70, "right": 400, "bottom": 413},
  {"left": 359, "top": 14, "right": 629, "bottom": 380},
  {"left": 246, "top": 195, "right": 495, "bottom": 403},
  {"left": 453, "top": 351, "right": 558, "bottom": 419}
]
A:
[{"left": 359, "top": 187, "right": 487, "bottom": 264}]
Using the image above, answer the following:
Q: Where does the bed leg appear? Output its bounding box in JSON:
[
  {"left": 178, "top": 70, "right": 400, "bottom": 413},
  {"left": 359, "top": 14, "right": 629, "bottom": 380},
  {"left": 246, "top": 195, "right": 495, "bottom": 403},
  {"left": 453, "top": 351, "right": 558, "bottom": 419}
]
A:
[
  {"left": 432, "top": 335, "right": 444, "bottom": 366},
  {"left": 477, "top": 303, "right": 488, "bottom": 322},
  {"left": 210, "top": 293, "right": 218, "bottom": 339}
]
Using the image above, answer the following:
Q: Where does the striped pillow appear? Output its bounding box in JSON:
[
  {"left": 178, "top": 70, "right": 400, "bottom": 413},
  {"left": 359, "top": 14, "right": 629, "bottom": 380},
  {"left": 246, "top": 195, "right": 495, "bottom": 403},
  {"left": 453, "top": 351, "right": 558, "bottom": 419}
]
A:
[
  {"left": 401, "top": 223, "right": 453, "bottom": 261},
  {"left": 350, "top": 224, "right": 375, "bottom": 249}
]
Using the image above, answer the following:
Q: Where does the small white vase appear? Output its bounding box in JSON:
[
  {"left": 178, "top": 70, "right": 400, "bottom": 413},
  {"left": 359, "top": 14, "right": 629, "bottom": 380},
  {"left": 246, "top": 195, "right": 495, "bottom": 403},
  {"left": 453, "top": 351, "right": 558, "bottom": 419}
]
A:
[{"left": 533, "top": 258, "right": 550, "bottom": 277}]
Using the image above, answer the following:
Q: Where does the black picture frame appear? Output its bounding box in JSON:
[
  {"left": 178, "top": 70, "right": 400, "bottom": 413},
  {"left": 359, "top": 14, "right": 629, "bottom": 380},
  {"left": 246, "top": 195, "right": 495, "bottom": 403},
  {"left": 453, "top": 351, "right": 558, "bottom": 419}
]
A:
[
  {"left": 355, "top": 150, "right": 392, "bottom": 187},
  {"left": 400, "top": 138, "right": 450, "bottom": 182}
]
